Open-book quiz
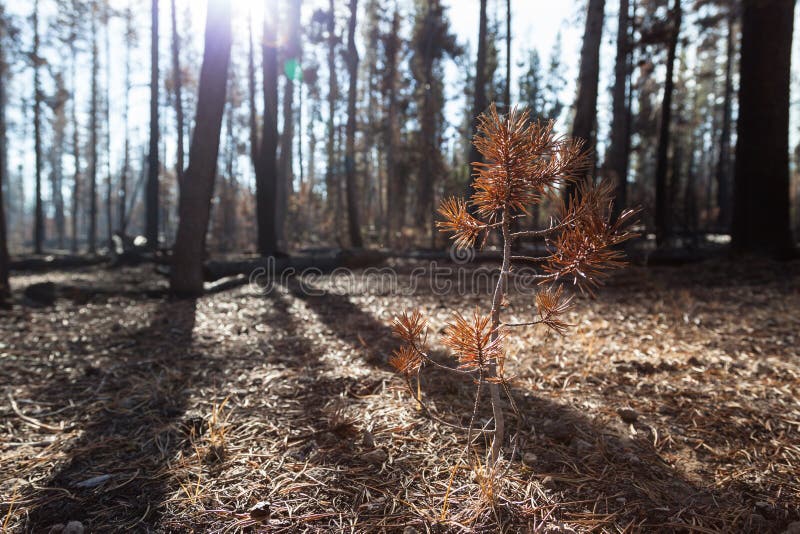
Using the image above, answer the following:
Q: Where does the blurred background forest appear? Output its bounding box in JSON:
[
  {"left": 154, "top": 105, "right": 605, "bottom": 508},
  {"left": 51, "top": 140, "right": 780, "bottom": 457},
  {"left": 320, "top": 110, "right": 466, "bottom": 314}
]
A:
[{"left": 0, "top": 0, "right": 798, "bottom": 261}]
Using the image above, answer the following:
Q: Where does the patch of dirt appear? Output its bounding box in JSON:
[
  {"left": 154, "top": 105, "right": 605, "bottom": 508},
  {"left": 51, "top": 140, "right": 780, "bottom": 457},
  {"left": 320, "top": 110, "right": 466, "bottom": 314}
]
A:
[{"left": 0, "top": 259, "right": 798, "bottom": 532}]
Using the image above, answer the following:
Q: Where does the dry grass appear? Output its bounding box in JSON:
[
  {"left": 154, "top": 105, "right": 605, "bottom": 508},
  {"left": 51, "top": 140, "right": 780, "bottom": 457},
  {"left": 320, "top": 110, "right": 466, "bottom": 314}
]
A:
[{"left": 0, "top": 259, "right": 798, "bottom": 532}]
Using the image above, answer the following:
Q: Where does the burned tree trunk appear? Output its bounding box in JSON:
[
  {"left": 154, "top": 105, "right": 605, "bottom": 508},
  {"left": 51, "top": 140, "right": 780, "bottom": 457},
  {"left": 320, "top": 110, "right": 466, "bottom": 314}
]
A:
[
  {"left": 466, "top": 0, "right": 488, "bottom": 201},
  {"left": 278, "top": 0, "right": 302, "bottom": 247},
  {"left": 0, "top": 28, "right": 9, "bottom": 303},
  {"left": 608, "top": 0, "right": 631, "bottom": 220},
  {"left": 255, "top": 0, "right": 280, "bottom": 256},
  {"left": 146, "top": 0, "right": 160, "bottom": 249},
  {"left": 715, "top": 10, "right": 735, "bottom": 230},
  {"left": 384, "top": 8, "right": 403, "bottom": 243},
  {"left": 566, "top": 0, "right": 605, "bottom": 201},
  {"left": 171, "top": 0, "right": 232, "bottom": 296},
  {"left": 33, "top": 0, "right": 44, "bottom": 254},
  {"left": 654, "top": 0, "right": 681, "bottom": 246},
  {"left": 731, "top": 0, "right": 796, "bottom": 256},
  {"left": 344, "top": 0, "right": 363, "bottom": 248},
  {"left": 171, "top": 0, "right": 185, "bottom": 185},
  {"left": 88, "top": 2, "right": 99, "bottom": 253}
]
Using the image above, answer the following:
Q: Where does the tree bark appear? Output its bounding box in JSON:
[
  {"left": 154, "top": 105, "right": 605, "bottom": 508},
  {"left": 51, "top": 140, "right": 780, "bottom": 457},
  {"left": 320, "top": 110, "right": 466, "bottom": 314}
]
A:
[
  {"left": 608, "top": 0, "right": 630, "bottom": 219},
  {"left": 504, "top": 0, "right": 511, "bottom": 112},
  {"left": 344, "top": 0, "right": 363, "bottom": 248},
  {"left": 33, "top": 0, "right": 44, "bottom": 254},
  {"left": 414, "top": 5, "right": 435, "bottom": 242},
  {"left": 384, "top": 8, "right": 403, "bottom": 243},
  {"left": 88, "top": 2, "right": 99, "bottom": 254},
  {"left": 732, "top": 0, "right": 796, "bottom": 256},
  {"left": 171, "top": 0, "right": 185, "bottom": 184},
  {"left": 325, "top": 0, "right": 339, "bottom": 234},
  {"left": 255, "top": 0, "right": 280, "bottom": 256},
  {"left": 221, "top": 81, "right": 237, "bottom": 251},
  {"left": 248, "top": 12, "right": 258, "bottom": 165},
  {"left": 566, "top": 0, "right": 605, "bottom": 200},
  {"left": 0, "top": 27, "right": 10, "bottom": 302},
  {"left": 654, "top": 0, "right": 681, "bottom": 246},
  {"left": 715, "top": 10, "right": 735, "bottom": 230},
  {"left": 278, "top": 0, "right": 301, "bottom": 248},
  {"left": 171, "top": 0, "right": 232, "bottom": 296},
  {"left": 362, "top": 1, "right": 379, "bottom": 234},
  {"left": 119, "top": 6, "right": 133, "bottom": 234},
  {"left": 70, "top": 40, "right": 81, "bottom": 253},
  {"left": 146, "top": 0, "right": 160, "bottom": 249},
  {"left": 104, "top": 6, "right": 112, "bottom": 247},
  {"left": 466, "top": 0, "right": 488, "bottom": 200},
  {"left": 51, "top": 75, "right": 67, "bottom": 250}
]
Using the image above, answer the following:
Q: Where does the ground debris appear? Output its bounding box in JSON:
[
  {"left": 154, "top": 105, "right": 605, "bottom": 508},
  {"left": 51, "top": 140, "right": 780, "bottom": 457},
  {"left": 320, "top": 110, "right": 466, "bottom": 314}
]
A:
[{"left": 1, "top": 260, "right": 799, "bottom": 532}]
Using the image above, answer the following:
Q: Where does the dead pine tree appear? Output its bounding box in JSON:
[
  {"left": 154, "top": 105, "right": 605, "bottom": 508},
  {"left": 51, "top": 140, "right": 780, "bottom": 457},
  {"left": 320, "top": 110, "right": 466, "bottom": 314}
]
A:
[
  {"left": 343, "top": 0, "right": 363, "bottom": 248},
  {"left": 565, "top": 0, "right": 605, "bottom": 201},
  {"left": 33, "top": 0, "right": 44, "bottom": 254},
  {"left": 654, "top": 0, "right": 681, "bottom": 247},
  {"left": 171, "top": 0, "right": 232, "bottom": 296},
  {"left": 466, "top": 0, "right": 488, "bottom": 203},
  {"left": 170, "top": 0, "right": 184, "bottom": 185},
  {"left": 255, "top": 0, "right": 280, "bottom": 257},
  {"left": 731, "top": 0, "right": 796, "bottom": 257},
  {"left": 146, "top": 0, "right": 160, "bottom": 249},
  {"left": 391, "top": 105, "right": 638, "bottom": 476},
  {"left": 88, "top": 0, "right": 99, "bottom": 253},
  {"left": 0, "top": 22, "right": 9, "bottom": 304}
]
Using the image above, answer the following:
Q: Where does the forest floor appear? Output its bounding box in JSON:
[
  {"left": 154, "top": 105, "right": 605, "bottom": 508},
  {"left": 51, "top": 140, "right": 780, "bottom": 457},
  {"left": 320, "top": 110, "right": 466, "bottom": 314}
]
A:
[{"left": 1, "top": 257, "right": 799, "bottom": 533}]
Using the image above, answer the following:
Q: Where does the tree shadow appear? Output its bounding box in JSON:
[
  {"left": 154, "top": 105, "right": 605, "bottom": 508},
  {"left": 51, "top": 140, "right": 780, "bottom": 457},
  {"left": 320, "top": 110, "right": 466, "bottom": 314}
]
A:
[
  {"left": 22, "top": 298, "right": 202, "bottom": 530},
  {"left": 11, "top": 263, "right": 796, "bottom": 530},
  {"left": 272, "top": 273, "right": 797, "bottom": 531}
]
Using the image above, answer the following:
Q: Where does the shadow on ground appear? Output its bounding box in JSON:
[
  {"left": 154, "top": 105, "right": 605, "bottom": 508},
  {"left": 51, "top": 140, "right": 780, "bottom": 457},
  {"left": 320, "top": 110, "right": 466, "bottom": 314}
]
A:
[
  {"left": 251, "top": 274, "right": 796, "bottom": 531},
  {"left": 22, "top": 299, "right": 202, "bottom": 530}
]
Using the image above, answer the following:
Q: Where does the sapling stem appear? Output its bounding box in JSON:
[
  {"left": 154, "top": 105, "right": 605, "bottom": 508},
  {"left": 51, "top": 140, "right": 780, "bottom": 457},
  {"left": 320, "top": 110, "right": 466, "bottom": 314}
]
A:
[{"left": 487, "top": 207, "right": 511, "bottom": 464}]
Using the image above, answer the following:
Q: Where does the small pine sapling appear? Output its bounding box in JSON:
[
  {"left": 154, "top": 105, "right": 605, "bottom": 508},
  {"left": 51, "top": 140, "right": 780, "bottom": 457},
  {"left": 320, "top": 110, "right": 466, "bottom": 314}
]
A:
[{"left": 390, "top": 104, "right": 638, "bottom": 467}]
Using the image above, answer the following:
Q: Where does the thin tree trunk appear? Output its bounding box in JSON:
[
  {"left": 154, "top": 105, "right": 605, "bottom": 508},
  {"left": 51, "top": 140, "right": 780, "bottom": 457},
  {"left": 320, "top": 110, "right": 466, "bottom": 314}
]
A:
[
  {"left": 0, "top": 29, "right": 10, "bottom": 302},
  {"left": 307, "top": 106, "right": 316, "bottom": 206},
  {"left": 654, "top": 0, "right": 681, "bottom": 246},
  {"left": 278, "top": 0, "right": 301, "bottom": 248},
  {"left": 415, "top": 6, "right": 436, "bottom": 242},
  {"left": 171, "top": 0, "right": 185, "bottom": 184},
  {"left": 104, "top": 7, "right": 112, "bottom": 246},
  {"left": 70, "top": 41, "right": 81, "bottom": 253},
  {"left": 51, "top": 76, "right": 66, "bottom": 250},
  {"left": 504, "top": 0, "right": 511, "bottom": 111},
  {"left": 325, "top": 0, "right": 339, "bottom": 234},
  {"left": 119, "top": 6, "right": 133, "bottom": 234},
  {"left": 33, "top": 0, "right": 44, "bottom": 254},
  {"left": 566, "top": 0, "right": 605, "bottom": 200},
  {"left": 731, "top": 0, "right": 796, "bottom": 256},
  {"left": 248, "top": 12, "right": 258, "bottom": 165},
  {"left": 685, "top": 127, "right": 698, "bottom": 242},
  {"left": 363, "top": 1, "right": 379, "bottom": 232},
  {"left": 297, "top": 74, "right": 303, "bottom": 189},
  {"left": 146, "top": 0, "right": 160, "bottom": 249},
  {"left": 344, "top": 0, "right": 363, "bottom": 247},
  {"left": 715, "top": 10, "right": 735, "bottom": 230},
  {"left": 384, "top": 7, "right": 402, "bottom": 244},
  {"left": 466, "top": 0, "right": 488, "bottom": 199},
  {"left": 623, "top": 0, "right": 636, "bottom": 214},
  {"left": 255, "top": 0, "right": 280, "bottom": 256},
  {"left": 88, "top": 3, "right": 99, "bottom": 254},
  {"left": 222, "top": 79, "right": 237, "bottom": 250},
  {"left": 487, "top": 208, "right": 510, "bottom": 464},
  {"left": 608, "top": 0, "right": 630, "bottom": 219},
  {"left": 171, "top": 0, "right": 232, "bottom": 296}
]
